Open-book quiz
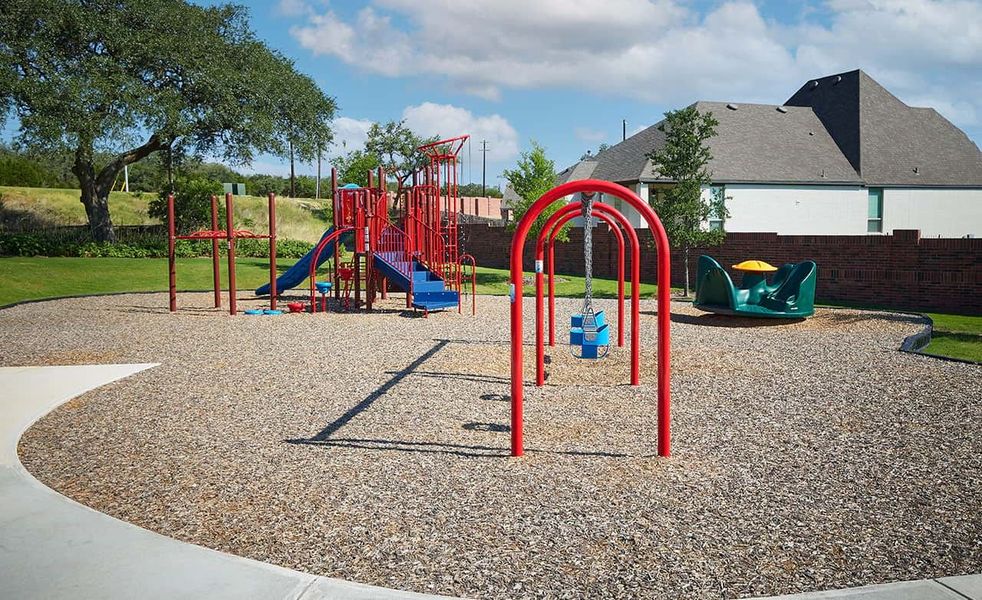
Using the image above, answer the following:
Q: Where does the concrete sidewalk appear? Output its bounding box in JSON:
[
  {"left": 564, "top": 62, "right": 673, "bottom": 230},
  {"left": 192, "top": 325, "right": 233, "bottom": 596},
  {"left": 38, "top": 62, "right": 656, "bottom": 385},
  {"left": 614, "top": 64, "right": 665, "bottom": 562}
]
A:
[
  {"left": 1, "top": 364, "right": 978, "bottom": 600},
  {"left": 0, "top": 364, "right": 452, "bottom": 600}
]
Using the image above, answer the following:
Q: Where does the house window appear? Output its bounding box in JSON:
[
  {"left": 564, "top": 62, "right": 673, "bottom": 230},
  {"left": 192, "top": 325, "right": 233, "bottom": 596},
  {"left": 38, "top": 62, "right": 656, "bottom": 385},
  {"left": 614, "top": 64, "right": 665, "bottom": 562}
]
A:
[
  {"left": 708, "top": 185, "right": 726, "bottom": 231},
  {"left": 867, "top": 188, "right": 883, "bottom": 233}
]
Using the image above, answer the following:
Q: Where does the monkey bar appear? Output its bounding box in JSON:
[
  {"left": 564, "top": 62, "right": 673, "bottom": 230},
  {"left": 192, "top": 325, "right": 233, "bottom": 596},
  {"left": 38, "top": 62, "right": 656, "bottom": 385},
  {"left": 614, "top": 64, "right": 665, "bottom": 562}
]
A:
[
  {"left": 509, "top": 179, "right": 672, "bottom": 458},
  {"left": 168, "top": 192, "right": 277, "bottom": 315}
]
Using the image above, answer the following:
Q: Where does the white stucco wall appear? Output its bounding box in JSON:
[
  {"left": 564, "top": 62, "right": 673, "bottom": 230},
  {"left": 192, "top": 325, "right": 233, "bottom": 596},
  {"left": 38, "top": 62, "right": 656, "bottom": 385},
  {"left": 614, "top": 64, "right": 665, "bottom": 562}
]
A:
[
  {"left": 721, "top": 184, "right": 868, "bottom": 235},
  {"left": 565, "top": 183, "right": 981, "bottom": 238},
  {"left": 882, "top": 188, "right": 982, "bottom": 238}
]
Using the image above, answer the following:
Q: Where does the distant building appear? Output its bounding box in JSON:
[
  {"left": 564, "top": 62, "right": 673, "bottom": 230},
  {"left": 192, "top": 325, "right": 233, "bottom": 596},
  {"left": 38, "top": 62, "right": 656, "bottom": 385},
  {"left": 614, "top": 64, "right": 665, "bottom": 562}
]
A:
[
  {"left": 557, "top": 70, "right": 982, "bottom": 237},
  {"left": 223, "top": 182, "right": 247, "bottom": 196}
]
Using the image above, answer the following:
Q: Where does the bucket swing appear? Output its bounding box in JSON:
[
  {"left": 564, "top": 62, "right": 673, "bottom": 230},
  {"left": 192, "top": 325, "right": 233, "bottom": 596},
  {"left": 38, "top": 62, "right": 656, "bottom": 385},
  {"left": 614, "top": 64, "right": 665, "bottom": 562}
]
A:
[{"left": 569, "top": 191, "right": 610, "bottom": 360}]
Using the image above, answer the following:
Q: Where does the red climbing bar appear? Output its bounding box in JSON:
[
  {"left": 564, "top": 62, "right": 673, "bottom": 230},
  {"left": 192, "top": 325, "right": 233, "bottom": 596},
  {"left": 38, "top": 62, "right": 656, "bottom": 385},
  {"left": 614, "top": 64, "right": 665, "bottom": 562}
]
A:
[
  {"left": 167, "top": 193, "right": 177, "bottom": 312},
  {"left": 225, "top": 192, "right": 237, "bottom": 315},
  {"left": 210, "top": 194, "right": 221, "bottom": 308},
  {"left": 268, "top": 192, "right": 277, "bottom": 310}
]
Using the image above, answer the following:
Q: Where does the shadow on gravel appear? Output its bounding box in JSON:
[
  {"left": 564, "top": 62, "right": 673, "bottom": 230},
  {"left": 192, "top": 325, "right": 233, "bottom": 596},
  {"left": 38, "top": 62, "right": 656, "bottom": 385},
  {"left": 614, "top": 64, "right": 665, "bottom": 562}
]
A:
[
  {"left": 290, "top": 436, "right": 632, "bottom": 459},
  {"left": 665, "top": 312, "right": 803, "bottom": 328},
  {"left": 393, "top": 370, "right": 510, "bottom": 384},
  {"left": 289, "top": 340, "right": 450, "bottom": 443}
]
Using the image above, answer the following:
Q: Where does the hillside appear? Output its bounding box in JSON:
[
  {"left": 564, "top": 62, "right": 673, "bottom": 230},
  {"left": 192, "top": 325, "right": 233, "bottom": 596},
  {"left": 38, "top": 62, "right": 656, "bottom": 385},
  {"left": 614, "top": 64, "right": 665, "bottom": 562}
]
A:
[{"left": 0, "top": 186, "right": 330, "bottom": 243}]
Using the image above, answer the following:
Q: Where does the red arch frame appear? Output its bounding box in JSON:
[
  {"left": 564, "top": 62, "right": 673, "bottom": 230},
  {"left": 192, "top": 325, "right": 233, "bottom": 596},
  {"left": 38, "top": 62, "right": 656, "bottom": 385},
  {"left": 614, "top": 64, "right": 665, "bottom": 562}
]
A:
[
  {"left": 541, "top": 203, "right": 630, "bottom": 349},
  {"left": 510, "top": 179, "right": 671, "bottom": 458},
  {"left": 535, "top": 202, "right": 639, "bottom": 387},
  {"left": 309, "top": 226, "right": 355, "bottom": 313}
]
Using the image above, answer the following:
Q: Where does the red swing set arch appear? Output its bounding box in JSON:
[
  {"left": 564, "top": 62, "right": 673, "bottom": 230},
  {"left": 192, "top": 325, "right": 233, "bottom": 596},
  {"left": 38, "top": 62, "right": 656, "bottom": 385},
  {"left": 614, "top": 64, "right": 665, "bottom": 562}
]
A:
[{"left": 509, "top": 179, "right": 672, "bottom": 458}]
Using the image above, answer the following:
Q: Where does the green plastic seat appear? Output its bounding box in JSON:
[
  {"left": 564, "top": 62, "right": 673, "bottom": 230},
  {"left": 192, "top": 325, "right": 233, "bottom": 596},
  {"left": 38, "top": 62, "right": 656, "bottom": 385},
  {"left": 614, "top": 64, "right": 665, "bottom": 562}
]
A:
[{"left": 693, "top": 255, "right": 817, "bottom": 319}]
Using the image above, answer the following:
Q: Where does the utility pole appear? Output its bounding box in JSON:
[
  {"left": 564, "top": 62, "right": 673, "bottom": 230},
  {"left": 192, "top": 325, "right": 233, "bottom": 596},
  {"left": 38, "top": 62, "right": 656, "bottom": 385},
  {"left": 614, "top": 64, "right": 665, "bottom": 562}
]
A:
[
  {"left": 622, "top": 119, "right": 627, "bottom": 141},
  {"left": 480, "top": 140, "right": 489, "bottom": 196},
  {"left": 289, "top": 140, "right": 296, "bottom": 198}
]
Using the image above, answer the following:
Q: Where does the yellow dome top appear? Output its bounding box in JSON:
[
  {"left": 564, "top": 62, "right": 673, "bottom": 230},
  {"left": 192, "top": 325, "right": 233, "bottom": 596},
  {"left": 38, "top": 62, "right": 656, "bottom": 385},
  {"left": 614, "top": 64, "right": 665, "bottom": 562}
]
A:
[{"left": 732, "top": 260, "right": 778, "bottom": 272}]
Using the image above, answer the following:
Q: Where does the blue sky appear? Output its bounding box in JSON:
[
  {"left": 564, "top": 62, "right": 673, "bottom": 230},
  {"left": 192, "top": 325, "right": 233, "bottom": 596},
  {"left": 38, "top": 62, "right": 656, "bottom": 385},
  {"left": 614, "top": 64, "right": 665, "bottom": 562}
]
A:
[{"left": 7, "top": 0, "right": 982, "bottom": 188}]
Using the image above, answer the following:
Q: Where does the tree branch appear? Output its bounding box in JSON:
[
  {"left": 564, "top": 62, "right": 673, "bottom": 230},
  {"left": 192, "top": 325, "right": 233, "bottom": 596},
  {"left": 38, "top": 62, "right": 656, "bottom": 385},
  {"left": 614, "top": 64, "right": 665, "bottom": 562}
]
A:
[{"left": 94, "top": 133, "right": 165, "bottom": 191}]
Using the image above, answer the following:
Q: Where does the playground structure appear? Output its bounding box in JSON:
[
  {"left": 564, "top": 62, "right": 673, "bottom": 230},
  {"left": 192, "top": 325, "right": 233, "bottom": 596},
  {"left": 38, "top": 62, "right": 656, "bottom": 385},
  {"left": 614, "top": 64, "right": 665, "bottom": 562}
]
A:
[
  {"left": 255, "top": 135, "right": 476, "bottom": 317},
  {"left": 167, "top": 192, "right": 277, "bottom": 315},
  {"left": 167, "top": 135, "right": 477, "bottom": 317},
  {"left": 510, "top": 179, "right": 672, "bottom": 458},
  {"left": 694, "top": 255, "right": 818, "bottom": 318}
]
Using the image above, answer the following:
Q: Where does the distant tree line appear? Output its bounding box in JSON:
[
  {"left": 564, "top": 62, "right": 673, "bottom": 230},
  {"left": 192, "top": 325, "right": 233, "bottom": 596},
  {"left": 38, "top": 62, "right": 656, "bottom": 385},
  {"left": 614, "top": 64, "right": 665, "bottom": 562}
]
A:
[{"left": 0, "top": 143, "right": 322, "bottom": 198}]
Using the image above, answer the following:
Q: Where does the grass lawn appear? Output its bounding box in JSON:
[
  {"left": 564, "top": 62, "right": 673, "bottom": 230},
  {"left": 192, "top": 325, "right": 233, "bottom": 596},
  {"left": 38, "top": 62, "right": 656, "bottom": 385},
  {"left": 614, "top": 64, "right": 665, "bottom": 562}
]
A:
[
  {"left": 0, "top": 186, "right": 330, "bottom": 243},
  {"left": 1, "top": 257, "right": 975, "bottom": 363},
  {"left": 0, "top": 257, "right": 659, "bottom": 307},
  {"left": 921, "top": 312, "right": 982, "bottom": 363}
]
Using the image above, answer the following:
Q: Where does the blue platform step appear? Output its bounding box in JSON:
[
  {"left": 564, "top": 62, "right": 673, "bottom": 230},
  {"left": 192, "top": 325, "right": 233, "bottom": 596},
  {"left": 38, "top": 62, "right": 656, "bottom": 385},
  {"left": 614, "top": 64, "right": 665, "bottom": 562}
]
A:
[{"left": 372, "top": 251, "right": 460, "bottom": 313}]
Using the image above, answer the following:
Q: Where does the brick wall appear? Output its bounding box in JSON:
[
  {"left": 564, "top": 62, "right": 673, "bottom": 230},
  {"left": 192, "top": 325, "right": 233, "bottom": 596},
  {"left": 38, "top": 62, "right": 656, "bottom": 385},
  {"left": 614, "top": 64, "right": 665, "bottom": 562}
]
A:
[{"left": 459, "top": 225, "right": 982, "bottom": 314}]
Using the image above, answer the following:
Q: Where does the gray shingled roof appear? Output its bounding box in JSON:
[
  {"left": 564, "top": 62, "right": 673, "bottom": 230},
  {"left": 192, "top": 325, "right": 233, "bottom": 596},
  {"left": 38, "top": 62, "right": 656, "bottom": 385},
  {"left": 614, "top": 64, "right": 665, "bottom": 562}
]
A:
[
  {"left": 787, "top": 70, "right": 982, "bottom": 187},
  {"left": 685, "top": 101, "right": 861, "bottom": 184},
  {"left": 555, "top": 156, "right": 598, "bottom": 184},
  {"left": 561, "top": 70, "right": 982, "bottom": 188}
]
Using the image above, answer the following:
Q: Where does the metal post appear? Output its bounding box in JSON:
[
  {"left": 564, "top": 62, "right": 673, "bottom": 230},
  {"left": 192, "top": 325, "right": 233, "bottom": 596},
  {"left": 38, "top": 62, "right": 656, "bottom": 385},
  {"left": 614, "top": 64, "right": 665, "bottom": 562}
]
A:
[
  {"left": 268, "top": 192, "right": 277, "bottom": 310},
  {"left": 225, "top": 193, "right": 237, "bottom": 315},
  {"left": 167, "top": 193, "right": 177, "bottom": 312},
  {"left": 210, "top": 195, "right": 221, "bottom": 308}
]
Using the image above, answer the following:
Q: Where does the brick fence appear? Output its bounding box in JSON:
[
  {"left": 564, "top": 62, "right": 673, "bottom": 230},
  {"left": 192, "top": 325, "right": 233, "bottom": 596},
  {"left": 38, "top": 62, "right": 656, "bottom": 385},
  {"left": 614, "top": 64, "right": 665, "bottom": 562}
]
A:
[{"left": 459, "top": 225, "right": 982, "bottom": 314}]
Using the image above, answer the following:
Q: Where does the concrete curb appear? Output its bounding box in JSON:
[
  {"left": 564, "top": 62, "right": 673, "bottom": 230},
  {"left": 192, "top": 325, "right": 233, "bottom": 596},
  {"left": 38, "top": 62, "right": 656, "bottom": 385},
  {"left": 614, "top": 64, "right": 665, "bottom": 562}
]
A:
[{"left": 0, "top": 364, "right": 457, "bottom": 600}]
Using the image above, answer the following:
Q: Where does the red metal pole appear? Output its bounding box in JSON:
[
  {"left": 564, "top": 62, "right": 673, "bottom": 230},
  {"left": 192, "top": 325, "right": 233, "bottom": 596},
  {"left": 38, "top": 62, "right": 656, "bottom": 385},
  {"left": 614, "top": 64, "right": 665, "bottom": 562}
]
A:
[
  {"left": 225, "top": 192, "right": 237, "bottom": 315},
  {"left": 545, "top": 209, "right": 626, "bottom": 348},
  {"left": 536, "top": 201, "right": 636, "bottom": 381},
  {"left": 268, "top": 192, "right": 277, "bottom": 310},
  {"left": 510, "top": 179, "right": 671, "bottom": 458},
  {"left": 167, "top": 193, "right": 177, "bottom": 312},
  {"left": 210, "top": 194, "right": 220, "bottom": 308},
  {"left": 332, "top": 168, "right": 340, "bottom": 301}
]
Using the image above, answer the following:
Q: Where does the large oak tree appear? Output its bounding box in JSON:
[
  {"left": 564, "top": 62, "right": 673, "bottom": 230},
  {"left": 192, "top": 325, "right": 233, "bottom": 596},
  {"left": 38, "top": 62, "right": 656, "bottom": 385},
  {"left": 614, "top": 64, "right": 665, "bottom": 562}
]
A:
[{"left": 0, "top": 0, "right": 336, "bottom": 241}]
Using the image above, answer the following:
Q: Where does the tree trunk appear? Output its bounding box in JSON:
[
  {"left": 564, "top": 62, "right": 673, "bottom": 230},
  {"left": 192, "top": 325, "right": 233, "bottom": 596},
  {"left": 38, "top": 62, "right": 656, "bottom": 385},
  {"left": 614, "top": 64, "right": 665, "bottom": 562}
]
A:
[
  {"left": 72, "top": 142, "right": 117, "bottom": 243},
  {"left": 72, "top": 134, "right": 165, "bottom": 243},
  {"left": 80, "top": 179, "right": 117, "bottom": 243}
]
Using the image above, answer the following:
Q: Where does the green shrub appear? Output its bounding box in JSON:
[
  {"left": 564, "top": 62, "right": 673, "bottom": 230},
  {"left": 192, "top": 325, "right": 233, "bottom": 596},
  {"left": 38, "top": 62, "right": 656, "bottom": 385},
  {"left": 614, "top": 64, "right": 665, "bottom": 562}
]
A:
[{"left": 148, "top": 177, "right": 225, "bottom": 233}]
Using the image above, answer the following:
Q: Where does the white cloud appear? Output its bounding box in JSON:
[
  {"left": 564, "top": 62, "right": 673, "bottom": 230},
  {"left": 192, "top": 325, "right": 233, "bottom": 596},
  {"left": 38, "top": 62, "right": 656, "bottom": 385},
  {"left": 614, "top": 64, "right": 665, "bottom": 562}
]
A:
[
  {"left": 276, "top": 0, "right": 310, "bottom": 17},
  {"left": 401, "top": 103, "right": 519, "bottom": 162},
  {"left": 574, "top": 127, "right": 608, "bottom": 143},
  {"left": 330, "top": 116, "right": 374, "bottom": 155},
  {"left": 289, "top": 0, "right": 982, "bottom": 136}
]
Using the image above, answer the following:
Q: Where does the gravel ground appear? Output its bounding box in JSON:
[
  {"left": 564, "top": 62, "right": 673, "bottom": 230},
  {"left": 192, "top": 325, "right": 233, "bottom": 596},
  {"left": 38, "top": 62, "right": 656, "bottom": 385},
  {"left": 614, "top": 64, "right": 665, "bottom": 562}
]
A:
[{"left": 6, "top": 292, "right": 981, "bottom": 600}]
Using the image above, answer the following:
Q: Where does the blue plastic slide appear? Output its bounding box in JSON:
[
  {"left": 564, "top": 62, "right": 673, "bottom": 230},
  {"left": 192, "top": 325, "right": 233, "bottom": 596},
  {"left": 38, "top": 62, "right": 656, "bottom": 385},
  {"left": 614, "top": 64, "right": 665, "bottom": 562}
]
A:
[{"left": 255, "top": 227, "right": 350, "bottom": 295}]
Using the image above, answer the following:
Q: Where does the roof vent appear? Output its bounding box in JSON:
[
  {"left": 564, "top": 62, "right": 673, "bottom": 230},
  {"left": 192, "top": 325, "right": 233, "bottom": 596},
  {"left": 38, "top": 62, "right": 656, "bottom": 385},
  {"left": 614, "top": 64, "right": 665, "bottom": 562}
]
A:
[
  {"left": 776, "top": 106, "right": 788, "bottom": 113},
  {"left": 726, "top": 103, "right": 739, "bottom": 110},
  {"left": 913, "top": 166, "right": 919, "bottom": 175},
  {"left": 808, "top": 131, "right": 815, "bottom": 136},
  {"left": 809, "top": 80, "right": 819, "bottom": 89},
  {"left": 833, "top": 75, "right": 842, "bottom": 85}
]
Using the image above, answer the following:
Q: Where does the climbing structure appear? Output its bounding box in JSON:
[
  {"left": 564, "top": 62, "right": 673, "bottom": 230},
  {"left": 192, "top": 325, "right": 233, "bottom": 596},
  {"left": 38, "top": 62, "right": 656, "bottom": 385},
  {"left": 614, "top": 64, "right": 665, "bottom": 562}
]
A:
[{"left": 254, "top": 135, "right": 475, "bottom": 317}]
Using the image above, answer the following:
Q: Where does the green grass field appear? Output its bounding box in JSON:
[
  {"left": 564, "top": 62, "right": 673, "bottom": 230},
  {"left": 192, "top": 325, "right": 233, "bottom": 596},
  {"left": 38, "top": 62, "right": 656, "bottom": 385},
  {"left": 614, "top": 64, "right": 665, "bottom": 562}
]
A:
[
  {"left": 0, "top": 258, "right": 657, "bottom": 307},
  {"left": 0, "top": 257, "right": 976, "bottom": 363},
  {"left": 0, "top": 186, "right": 330, "bottom": 243}
]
